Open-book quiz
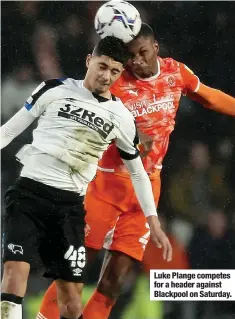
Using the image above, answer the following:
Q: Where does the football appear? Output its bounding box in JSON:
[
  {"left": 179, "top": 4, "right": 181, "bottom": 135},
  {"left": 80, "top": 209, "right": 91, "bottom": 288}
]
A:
[{"left": 94, "top": 0, "right": 142, "bottom": 43}]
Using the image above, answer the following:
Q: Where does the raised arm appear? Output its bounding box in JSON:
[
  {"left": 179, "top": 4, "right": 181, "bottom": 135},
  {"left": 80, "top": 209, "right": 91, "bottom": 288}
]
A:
[{"left": 1, "top": 107, "right": 35, "bottom": 149}]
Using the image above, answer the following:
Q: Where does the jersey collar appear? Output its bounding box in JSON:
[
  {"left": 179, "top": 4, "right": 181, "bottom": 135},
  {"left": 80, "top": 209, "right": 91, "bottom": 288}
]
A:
[
  {"left": 133, "top": 59, "right": 160, "bottom": 81},
  {"left": 81, "top": 80, "right": 116, "bottom": 102}
]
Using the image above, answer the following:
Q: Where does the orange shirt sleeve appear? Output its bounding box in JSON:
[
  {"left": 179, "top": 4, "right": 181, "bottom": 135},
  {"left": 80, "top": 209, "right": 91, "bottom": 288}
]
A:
[
  {"left": 179, "top": 63, "right": 200, "bottom": 95},
  {"left": 180, "top": 62, "right": 235, "bottom": 116},
  {"left": 189, "top": 83, "right": 235, "bottom": 116}
]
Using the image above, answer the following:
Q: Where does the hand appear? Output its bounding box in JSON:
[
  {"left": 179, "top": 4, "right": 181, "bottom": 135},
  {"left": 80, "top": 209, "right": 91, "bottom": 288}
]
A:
[
  {"left": 138, "top": 130, "right": 154, "bottom": 158},
  {"left": 147, "top": 215, "right": 173, "bottom": 262}
]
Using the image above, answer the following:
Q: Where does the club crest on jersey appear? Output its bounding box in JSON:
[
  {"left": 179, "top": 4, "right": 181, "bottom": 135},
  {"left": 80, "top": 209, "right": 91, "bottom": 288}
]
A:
[
  {"left": 167, "top": 76, "right": 175, "bottom": 87},
  {"left": 58, "top": 104, "right": 114, "bottom": 139},
  {"left": 8, "top": 244, "right": 23, "bottom": 255}
]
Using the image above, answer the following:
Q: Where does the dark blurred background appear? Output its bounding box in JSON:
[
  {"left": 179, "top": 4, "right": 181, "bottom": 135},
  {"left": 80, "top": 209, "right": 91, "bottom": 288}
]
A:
[{"left": 1, "top": 1, "right": 235, "bottom": 319}]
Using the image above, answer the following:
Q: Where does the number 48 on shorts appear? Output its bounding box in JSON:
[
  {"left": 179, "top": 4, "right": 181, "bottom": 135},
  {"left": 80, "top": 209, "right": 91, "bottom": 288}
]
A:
[
  {"left": 150, "top": 270, "right": 235, "bottom": 301},
  {"left": 64, "top": 245, "right": 86, "bottom": 268}
]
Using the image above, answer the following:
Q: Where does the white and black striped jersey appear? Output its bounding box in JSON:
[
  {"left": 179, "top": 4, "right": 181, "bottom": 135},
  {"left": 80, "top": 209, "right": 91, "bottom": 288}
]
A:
[{"left": 14, "top": 78, "right": 139, "bottom": 194}]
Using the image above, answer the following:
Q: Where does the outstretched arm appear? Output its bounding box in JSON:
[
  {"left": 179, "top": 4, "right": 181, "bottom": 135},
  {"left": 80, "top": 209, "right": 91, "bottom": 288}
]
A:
[
  {"left": 188, "top": 83, "right": 235, "bottom": 116},
  {"left": 1, "top": 107, "right": 35, "bottom": 149},
  {"left": 179, "top": 62, "right": 235, "bottom": 116}
]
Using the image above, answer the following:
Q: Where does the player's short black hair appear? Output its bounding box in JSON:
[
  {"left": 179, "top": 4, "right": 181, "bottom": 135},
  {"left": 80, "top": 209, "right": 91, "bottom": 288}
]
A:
[
  {"left": 135, "top": 23, "right": 155, "bottom": 40},
  {"left": 92, "top": 36, "right": 131, "bottom": 67}
]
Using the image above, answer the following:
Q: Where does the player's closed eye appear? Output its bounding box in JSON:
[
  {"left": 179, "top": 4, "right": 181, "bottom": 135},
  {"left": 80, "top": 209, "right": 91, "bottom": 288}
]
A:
[
  {"left": 140, "top": 50, "right": 148, "bottom": 55},
  {"left": 100, "top": 66, "right": 107, "bottom": 71},
  {"left": 111, "top": 70, "right": 120, "bottom": 76}
]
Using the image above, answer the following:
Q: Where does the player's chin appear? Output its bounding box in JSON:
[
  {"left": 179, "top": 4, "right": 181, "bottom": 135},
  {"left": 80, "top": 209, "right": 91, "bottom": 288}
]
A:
[
  {"left": 132, "top": 66, "right": 151, "bottom": 78},
  {"left": 94, "top": 84, "right": 110, "bottom": 94}
]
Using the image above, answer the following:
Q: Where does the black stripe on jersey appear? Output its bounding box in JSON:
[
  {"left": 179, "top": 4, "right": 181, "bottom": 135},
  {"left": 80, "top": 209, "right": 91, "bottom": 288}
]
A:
[
  {"left": 117, "top": 121, "right": 140, "bottom": 160},
  {"left": 31, "top": 79, "right": 64, "bottom": 106}
]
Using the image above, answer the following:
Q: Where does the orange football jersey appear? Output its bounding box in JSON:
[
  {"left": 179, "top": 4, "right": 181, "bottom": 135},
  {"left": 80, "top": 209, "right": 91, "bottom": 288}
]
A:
[{"left": 99, "top": 57, "right": 200, "bottom": 175}]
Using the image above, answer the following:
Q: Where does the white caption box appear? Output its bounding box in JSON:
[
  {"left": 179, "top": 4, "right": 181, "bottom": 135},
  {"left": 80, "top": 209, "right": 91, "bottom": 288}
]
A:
[{"left": 150, "top": 270, "right": 235, "bottom": 301}]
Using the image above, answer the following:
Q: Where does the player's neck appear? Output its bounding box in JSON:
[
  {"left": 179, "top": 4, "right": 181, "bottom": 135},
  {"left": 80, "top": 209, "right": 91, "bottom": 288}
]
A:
[
  {"left": 133, "top": 59, "right": 160, "bottom": 80},
  {"left": 83, "top": 79, "right": 111, "bottom": 99},
  {"left": 147, "top": 59, "right": 159, "bottom": 77},
  {"left": 151, "top": 60, "right": 159, "bottom": 76}
]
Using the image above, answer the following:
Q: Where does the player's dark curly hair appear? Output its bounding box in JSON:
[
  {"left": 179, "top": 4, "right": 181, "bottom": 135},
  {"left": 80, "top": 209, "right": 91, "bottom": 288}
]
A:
[
  {"left": 134, "top": 23, "right": 154, "bottom": 40},
  {"left": 93, "top": 36, "right": 132, "bottom": 67}
]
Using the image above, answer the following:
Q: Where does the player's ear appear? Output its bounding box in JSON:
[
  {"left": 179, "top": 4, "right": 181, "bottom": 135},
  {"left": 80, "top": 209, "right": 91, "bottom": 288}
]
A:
[
  {"left": 86, "top": 54, "right": 92, "bottom": 68},
  {"left": 154, "top": 41, "right": 159, "bottom": 55}
]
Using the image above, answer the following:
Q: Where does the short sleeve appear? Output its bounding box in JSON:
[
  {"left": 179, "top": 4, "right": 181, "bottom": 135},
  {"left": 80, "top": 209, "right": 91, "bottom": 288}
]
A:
[
  {"left": 179, "top": 63, "right": 200, "bottom": 95},
  {"left": 115, "top": 114, "right": 140, "bottom": 160},
  {"left": 24, "top": 79, "right": 64, "bottom": 117}
]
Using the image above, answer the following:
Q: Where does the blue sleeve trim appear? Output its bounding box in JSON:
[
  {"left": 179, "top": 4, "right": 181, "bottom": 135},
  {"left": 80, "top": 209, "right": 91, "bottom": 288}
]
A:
[
  {"left": 57, "top": 77, "right": 67, "bottom": 83},
  {"left": 24, "top": 102, "right": 33, "bottom": 111}
]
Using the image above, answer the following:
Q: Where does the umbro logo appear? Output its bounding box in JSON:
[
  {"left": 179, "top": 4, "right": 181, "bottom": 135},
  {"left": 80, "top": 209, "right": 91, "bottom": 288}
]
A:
[{"left": 73, "top": 268, "right": 83, "bottom": 276}]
